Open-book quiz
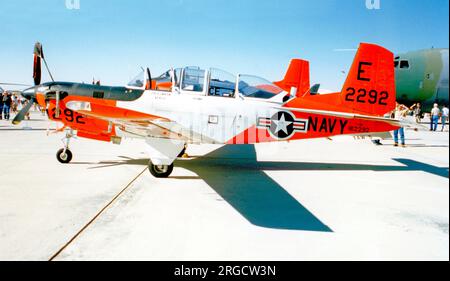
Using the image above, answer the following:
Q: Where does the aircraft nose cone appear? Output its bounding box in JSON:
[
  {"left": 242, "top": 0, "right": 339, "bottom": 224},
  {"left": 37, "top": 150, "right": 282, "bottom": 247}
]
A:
[{"left": 22, "top": 87, "right": 36, "bottom": 101}]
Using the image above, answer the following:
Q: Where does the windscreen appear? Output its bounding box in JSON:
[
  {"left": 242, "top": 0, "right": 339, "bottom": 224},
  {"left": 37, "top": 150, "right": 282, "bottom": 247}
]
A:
[{"left": 127, "top": 70, "right": 145, "bottom": 88}]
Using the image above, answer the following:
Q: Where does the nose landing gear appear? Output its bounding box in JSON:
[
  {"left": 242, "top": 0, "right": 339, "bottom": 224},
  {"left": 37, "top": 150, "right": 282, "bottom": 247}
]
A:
[
  {"left": 56, "top": 148, "right": 73, "bottom": 164},
  {"left": 56, "top": 129, "right": 74, "bottom": 164}
]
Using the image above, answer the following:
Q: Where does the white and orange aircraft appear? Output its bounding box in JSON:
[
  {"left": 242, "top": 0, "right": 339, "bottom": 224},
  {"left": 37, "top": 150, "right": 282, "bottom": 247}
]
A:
[{"left": 13, "top": 42, "right": 406, "bottom": 178}]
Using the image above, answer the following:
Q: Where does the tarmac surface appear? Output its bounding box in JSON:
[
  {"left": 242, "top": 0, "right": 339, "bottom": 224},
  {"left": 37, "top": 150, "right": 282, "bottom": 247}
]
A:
[{"left": 0, "top": 111, "right": 448, "bottom": 261}]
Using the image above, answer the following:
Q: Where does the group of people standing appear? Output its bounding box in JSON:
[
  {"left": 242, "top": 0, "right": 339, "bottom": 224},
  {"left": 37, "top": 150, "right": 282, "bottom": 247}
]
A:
[
  {"left": 0, "top": 91, "right": 32, "bottom": 120},
  {"left": 430, "top": 103, "right": 449, "bottom": 132},
  {"left": 391, "top": 102, "right": 449, "bottom": 147}
]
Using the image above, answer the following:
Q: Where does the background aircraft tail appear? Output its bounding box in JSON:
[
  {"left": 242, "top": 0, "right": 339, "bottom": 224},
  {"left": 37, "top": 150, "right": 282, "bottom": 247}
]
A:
[
  {"left": 340, "top": 43, "right": 396, "bottom": 116},
  {"left": 274, "top": 59, "right": 310, "bottom": 97}
]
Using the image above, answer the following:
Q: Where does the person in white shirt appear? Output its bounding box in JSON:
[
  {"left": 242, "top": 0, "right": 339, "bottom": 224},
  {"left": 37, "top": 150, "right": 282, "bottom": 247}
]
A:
[
  {"left": 17, "top": 96, "right": 23, "bottom": 111},
  {"left": 430, "top": 103, "right": 440, "bottom": 131},
  {"left": 393, "top": 103, "right": 409, "bottom": 147},
  {"left": 442, "top": 105, "right": 449, "bottom": 132}
]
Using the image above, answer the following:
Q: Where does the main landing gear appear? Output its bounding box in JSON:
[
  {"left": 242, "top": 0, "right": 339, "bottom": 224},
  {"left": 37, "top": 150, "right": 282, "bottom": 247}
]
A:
[
  {"left": 148, "top": 161, "right": 174, "bottom": 178},
  {"left": 146, "top": 143, "right": 187, "bottom": 178},
  {"left": 56, "top": 130, "right": 74, "bottom": 164}
]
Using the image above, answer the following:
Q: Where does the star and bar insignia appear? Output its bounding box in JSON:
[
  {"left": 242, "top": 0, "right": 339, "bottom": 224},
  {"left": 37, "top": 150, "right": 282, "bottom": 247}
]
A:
[{"left": 257, "top": 111, "right": 309, "bottom": 140}]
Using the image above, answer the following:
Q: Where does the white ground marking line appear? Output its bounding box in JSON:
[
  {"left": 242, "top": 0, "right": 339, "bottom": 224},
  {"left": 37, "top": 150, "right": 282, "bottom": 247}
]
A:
[{"left": 48, "top": 167, "right": 148, "bottom": 261}]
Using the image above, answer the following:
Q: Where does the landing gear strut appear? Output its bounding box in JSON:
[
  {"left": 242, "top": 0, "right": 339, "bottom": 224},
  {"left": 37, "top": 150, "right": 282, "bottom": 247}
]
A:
[
  {"left": 177, "top": 144, "right": 188, "bottom": 158},
  {"left": 56, "top": 129, "right": 74, "bottom": 164},
  {"left": 148, "top": 161, "right": 173, "bottom": 178}
]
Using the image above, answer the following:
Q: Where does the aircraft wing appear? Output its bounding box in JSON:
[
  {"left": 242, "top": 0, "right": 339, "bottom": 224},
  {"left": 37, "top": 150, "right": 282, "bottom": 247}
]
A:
[{"left": 65, "top": 100, "right": 203, "bottom": 142}]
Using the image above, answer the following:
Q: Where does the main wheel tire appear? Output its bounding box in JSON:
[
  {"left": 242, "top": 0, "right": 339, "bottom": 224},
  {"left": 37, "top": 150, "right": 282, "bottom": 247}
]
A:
[
  {"left": 56, "top": 148, "right": 73, "bottom": 164},
  {"left": 148, "top": 161, "right": 173, "bottom": 178}
]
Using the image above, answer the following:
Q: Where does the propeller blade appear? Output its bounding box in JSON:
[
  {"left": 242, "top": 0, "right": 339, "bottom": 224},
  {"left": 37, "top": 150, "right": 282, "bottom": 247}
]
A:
[
  {"left": 0, "top": 83, "right": 32, "bottom": 87},
  {"left": 12, "top": 99, "right": 34, "bottom": 125},
  {"left": 33, "top": 42, "right": 54, "bottom": 84},
  {"left": 34, "top": 42, "right": 44, "bottom": 58},
  {"left": 33, "top": 54, "right": 42, "bottom": 86}
]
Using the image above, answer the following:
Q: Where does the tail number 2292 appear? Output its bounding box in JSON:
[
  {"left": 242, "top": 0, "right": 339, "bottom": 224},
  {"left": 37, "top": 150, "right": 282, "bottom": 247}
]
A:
[{"left": 345, "top": 87, "right": 389, "bottom": 106}]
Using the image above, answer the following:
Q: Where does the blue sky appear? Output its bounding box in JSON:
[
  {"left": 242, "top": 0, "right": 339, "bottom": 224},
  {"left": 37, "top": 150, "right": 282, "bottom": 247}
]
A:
[{"left": 0, "top": 0, "right": 448, "bottom": 90}]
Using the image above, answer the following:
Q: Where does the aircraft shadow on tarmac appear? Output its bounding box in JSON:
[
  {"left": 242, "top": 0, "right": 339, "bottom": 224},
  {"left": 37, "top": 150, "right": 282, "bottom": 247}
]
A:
[{"left": 74, "top": 145, "right": 449, "bottom": 232}]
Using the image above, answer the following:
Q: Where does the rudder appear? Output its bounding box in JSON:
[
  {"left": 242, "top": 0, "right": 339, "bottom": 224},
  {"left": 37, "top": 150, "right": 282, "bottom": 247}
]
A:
[{"left": 340, "top": 43, "right": 396, "bottom": 116}]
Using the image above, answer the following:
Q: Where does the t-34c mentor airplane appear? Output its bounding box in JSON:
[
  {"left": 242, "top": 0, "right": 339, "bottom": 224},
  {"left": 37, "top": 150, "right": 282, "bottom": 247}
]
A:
[{"left": 11, "top": 42, "right": 408, "bottom": 178}]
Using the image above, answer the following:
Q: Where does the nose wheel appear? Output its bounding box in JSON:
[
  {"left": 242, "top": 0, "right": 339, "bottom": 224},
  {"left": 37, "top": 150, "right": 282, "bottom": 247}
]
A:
[
  {"left": 56, "top": 129, "right": 74, "bottom": 164},
  {"left": 56, "top": 148, "right": 73, "bottom": 164},
  {"left": 148, "top": 161, "right": 173, "bottom": 178}
]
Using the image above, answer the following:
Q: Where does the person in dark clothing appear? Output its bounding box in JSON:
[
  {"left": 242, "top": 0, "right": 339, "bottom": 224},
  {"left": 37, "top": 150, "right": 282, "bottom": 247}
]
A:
[
  {"left": 2, "top": 92, "right": 12, "bottom": 120},
  {"left": 410, "top": 103, "right": 422, "bottom": 123},
  {"left": 0, "top": 94, "right": 3, "bottom": 120}
]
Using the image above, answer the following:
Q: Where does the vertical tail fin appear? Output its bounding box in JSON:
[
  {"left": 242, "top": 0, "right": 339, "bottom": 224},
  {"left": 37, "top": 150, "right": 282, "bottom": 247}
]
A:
[
  {"left": 274, "top": 59, "right": 310, "bottom": 97},
  {"left": 340, "top": 43, "right": 396, "bottom": 116}
]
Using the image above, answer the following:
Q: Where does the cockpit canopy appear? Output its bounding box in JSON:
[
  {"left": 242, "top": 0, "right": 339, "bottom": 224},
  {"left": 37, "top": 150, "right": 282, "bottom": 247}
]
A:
[
  {"left": 127, "top": 71, "right": 145, "bottom": 88},
  {"left": 238, "top": 75, "right": 283, "bottom": 98},
  {"left": 127, "top": 66, "right": 285, "bottom": 99},
  {"left": 182, "top": 67, "right": 206, "bottom": 92},
  {"left": 209, "top": 68, "right": 236, "bottom": 97}
]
